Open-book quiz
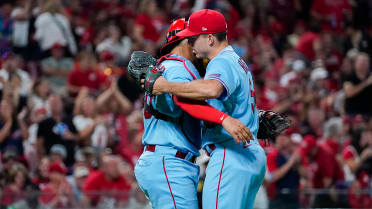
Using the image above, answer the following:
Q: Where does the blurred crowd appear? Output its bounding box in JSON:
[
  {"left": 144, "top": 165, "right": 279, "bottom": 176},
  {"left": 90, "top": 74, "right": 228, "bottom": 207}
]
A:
[{"left": 0, "top": 0, "right": 371, "bottom": 208}]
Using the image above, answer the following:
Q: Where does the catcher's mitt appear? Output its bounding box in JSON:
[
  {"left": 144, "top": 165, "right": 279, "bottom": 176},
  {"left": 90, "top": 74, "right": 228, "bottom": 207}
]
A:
[
  {"left": 257, "top": 110, "right": 291, "bottom": 142},
  {"left": 127, "top": 51, "right": 157, "bottom": 85}
]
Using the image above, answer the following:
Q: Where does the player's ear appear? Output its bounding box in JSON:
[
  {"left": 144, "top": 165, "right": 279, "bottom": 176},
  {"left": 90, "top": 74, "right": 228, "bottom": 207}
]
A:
[{"left": 207, "top": 34, "right": 214, "bottom": 46}]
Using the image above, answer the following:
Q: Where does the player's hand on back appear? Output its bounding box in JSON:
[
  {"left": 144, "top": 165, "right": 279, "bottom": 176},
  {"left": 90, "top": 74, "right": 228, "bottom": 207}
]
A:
[
  {"left": 141, "top": 76, "right": 166, "bottom": 95},
  {"left": 222, "top": 116, "right": 252, "bottom": 145}
]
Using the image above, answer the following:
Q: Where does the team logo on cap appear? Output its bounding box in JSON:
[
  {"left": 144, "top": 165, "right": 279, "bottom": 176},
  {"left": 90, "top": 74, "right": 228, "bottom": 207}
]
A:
[{"left": 202, "top": 27, "right": 207, "bottom": 31}]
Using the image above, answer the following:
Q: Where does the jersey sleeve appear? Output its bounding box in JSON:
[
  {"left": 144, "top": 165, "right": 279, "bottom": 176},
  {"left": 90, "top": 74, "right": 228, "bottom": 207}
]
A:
[{"left": 205, "top": 58, "right": 238, "bottom": 101}]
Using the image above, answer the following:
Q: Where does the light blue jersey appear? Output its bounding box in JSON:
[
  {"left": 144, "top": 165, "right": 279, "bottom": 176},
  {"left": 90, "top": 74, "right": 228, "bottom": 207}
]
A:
[
  {"left": 202, "top": 45, "right": 259, "bottom": 147},
  {"left": 142, "top": 54, "right": 202, "bottom": 156},
  {"left": 201, "top": 46, "right": 265, "bottom": 209}
]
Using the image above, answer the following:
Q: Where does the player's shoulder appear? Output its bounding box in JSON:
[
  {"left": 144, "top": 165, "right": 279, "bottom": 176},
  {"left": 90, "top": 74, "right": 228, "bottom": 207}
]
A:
[{"left": 161, "top": 56, "right": 200, "bottom": 79}]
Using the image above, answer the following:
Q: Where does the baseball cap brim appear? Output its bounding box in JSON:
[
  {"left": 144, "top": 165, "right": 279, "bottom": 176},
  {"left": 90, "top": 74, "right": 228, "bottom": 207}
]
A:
[{"left": 176, "top": 28, "right": 200, "bottom": 38}]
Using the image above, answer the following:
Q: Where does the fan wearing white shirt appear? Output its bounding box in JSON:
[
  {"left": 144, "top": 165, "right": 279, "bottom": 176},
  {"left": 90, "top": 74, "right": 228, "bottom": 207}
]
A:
[
  {"left": 34, "top": 0, "right": 77, "bottom": 56},
  {"left": 0, "top": 53, "right": 32, "bottom": 96}
]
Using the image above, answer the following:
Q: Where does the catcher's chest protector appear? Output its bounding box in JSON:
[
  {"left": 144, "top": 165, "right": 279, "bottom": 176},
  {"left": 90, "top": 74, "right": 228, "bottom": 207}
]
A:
[{"left": 144, "top": 54, "right": 196, "bottom": 122}]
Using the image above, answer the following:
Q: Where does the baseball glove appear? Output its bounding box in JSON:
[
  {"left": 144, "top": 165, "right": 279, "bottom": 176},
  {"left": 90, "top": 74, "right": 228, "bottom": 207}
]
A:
[
  {"left": 127, "top": 51, "right": 157, "bottom": 85},
  {"left": 257, "top": 110, "right": 291, "bottom": 142}
]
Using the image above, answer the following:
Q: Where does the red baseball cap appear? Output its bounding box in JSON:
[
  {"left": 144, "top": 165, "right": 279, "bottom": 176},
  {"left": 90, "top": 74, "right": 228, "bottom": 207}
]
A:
[
  {"left": 300, "top": 135, "right": 317, "bottom": 156},
  {"left": 51, "top": 42, "right": 64, "bottom": 50},
  {"left": 49, "top": 161, "right": 68, "bottom": 174},
  {"left": 176, "top": 9, "right": 227, "bottom": 38}
]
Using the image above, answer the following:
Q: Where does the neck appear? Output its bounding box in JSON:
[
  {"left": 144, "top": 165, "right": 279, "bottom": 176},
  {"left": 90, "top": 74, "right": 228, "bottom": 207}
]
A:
[
  {"left": 208, "top": 41, "right": 228, "bottom": 60},
  {"left": 170, "top": 45, "right": 193, "bottom": 61}
]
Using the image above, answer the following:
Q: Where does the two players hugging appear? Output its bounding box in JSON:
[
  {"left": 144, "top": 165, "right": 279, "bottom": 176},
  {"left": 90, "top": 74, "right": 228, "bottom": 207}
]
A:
[{"left": 127, "top": 50, "right": 291, "bottom": 144}]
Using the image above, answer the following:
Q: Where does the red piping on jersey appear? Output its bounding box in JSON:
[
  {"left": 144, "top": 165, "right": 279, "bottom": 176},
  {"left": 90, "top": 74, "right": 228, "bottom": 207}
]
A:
[
  {"left": 163, "top": 156, "right": 177, "bottom": 209},
  {"left": 159, "top": 55, "right": 197, "bottom": 80},
  {"left": 216, "top": 148, "right": 226, "bottom": 209}
]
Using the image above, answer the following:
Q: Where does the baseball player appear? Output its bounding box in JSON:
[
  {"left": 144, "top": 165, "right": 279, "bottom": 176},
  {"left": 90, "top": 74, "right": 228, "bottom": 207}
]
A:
[
  {"left": 144, "top": 9, "right": 267, "bottom": 209},
  {"left": 132, "top": 18, "right": 252, "bottom": 209}
]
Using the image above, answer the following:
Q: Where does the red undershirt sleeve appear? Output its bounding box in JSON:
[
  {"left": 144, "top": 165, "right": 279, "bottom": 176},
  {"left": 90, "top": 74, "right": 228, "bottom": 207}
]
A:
[{"left": 173, "top": 95, "right": 228, "bottom": 125}]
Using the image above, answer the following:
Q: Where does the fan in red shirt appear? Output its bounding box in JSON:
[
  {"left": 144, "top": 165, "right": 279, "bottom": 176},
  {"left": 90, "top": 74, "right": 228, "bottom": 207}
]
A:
[
  {"left": 82, "top": 155, "right": 132, "bottom": 208},
  {"left": 295, "top": 31, "right": 321, "bottom": 61},
  {"left": 133, "top": 0, "right": 164, "bottom": 43},
  {"left": 343, "top": 129, "right": 372, "bottom": 208},
  {"left": 311, "top": 0, "right": 352, "bottom": 33},
  {"left": 300, "top": 135, "right": 345, "bottom": 208},
  {"left": 67, "top": 51, "right": 108, "bottom": 97},
  {"left": 40, "top": 161, "right": 76, "bottom": 208}
]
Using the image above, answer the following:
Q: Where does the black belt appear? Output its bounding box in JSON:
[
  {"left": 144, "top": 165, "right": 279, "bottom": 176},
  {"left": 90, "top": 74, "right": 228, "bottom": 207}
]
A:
[
  {"left": 145, "top": 145, "right": 196, "bottom": 163},
  {"left": 205, "top": 144, "right": 216, "bottom": 156}
]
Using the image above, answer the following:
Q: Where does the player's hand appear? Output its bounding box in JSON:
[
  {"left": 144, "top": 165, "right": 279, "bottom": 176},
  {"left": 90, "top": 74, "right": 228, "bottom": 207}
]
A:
[
  {"left": 222, "top": 116, "right": 252, "bottom": 145},
  {"left": 140, "top": 76, "right": 166, "bottom": 95}
]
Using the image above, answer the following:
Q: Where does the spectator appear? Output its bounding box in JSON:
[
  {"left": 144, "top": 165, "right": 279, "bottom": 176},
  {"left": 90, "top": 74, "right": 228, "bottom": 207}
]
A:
[
  {"left": 265, "top": 133, "right": 303, "bottom": 209},
  {"left": 40, "top": 161, "right": 76, "bottom": 208},
  {"left": 67, "top": 51, "right": 107, "bottom": 97},
  {"left": 343, "top": 128, "right": 372, "bottom": 181},
  {"left": 97, "top": 51, "right": 123, "bottom": 82},
  {"left": 28, "top": 79, "right": 50, "bottom": 116},
  {"left": 34, "top": 0, "right": 77, "bottom": 57},
  {"left": 0, "top": 0, "right": 13, "bottom": 41},
  {"left": 1, "top": 163, "right": 28, "bottom": 206},
  {"left": 322, "top": 117, "right": 344, "bottom": 156},
  {"left": 37, "top": 95, "right": 78, "bottom": 166},
  {"left": 343, "top": 26, "right": 372, "bottom": 56},
  {"left": 347, "top": 129, "right": 372, "bottom": 208},
  {"left": 0, "top": 52, "right": 32, "bottom": 96},
  {"left": 311, "top": 0, "right": 352, "bottom": 33},
  {"left": 96, "top": 80, "right": 133, "bottom": 156},
  {"left": 96, "top": 25, "right": 132, "bottom": 66},
  {"left": 0, "top": 98, "right": 28, "bottom": 155},
  {"left": 41, "top": 42, "right": 74, "bottom": 95},
  {"left": 24, "top": 87, "right": 49, "bottom": 173},
  {"left": 343, "top": 53, "right": 372, "bottom": 116},
  {"left": 82, "top": 155, "right": 131, "bottom": 208},
  {"left": 301, "top": 108, "right": 325, "bottom": 137},
  {"left": 300, "top": 135, "right": 345, "bottom": 208},
  {"left": 49, "top": 144, "right": 66, "bottom": 163},
  {"left": 0, "top": 147, "right": 20, "bottom": 180},
  {"left": 9, "top": 183, "right": 52, "bottom": 209},
  {"left": 11, "top": 0, "right": 34, "bottom": 58},
  {"left": 73, "top": 88, "right": 109, "bottom": 150},
  {"left": 66, "top": 165, "right": 89, "bottom": 205},
  {"left": 133, "top": 0, "right": 163, "bottom": 44},
  {"left": 295, "top": 30, "right": 322, "bottom": 62},
  {"left": 31, "top": 156, "right": 50, "bottom": 189}
]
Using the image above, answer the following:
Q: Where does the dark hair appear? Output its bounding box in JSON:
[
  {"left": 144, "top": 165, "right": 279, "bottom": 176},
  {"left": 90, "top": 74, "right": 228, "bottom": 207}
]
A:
[{"left": 212, "top": 32, "right": 227, "bottom": 42}]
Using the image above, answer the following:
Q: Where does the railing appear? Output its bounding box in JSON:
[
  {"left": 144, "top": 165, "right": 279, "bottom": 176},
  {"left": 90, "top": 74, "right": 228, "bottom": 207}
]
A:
[{"left": 1, "top": 188, "right": 372, "bottom": 209}]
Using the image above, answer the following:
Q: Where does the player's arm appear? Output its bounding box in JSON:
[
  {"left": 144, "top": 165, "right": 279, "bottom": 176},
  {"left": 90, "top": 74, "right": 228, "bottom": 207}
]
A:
[
  {"left": 152, "top": 77, "right": 224, "bottom": 100},
  {"left": 173, "top": 96, "right": 252, "bottom": 143}
]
